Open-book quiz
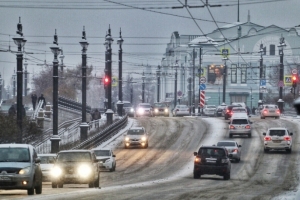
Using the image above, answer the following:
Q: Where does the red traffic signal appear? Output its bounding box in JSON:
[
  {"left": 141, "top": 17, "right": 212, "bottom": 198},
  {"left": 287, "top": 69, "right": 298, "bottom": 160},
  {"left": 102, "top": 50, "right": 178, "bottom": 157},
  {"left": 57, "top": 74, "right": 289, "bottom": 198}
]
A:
[
  {"left": 292, "top": 75, "right": 297, "bottom": 82},
  {"left": 292, "top": 75, "right": 297, "bottom": 87},
  {"left": 103, "top": 76, "right": 110, "bottom": 86}
]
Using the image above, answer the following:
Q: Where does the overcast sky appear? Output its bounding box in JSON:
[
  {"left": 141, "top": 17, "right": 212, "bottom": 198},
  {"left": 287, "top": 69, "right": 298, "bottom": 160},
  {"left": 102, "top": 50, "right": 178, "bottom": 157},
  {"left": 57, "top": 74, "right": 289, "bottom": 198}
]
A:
[{"left": 0, "top": 0, "right": 299, "bottom": 89}]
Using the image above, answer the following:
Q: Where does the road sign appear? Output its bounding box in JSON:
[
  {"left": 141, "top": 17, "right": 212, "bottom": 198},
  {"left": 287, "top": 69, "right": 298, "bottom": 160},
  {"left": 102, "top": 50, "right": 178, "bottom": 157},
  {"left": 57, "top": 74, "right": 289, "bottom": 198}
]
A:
[
  {"left": 292, "top": 68, "right": 297, "bottom": 74},
  {"left": 284, "top": 76, "right": 292, "bottom": 86},
  {"left": 200, "top": 76, "right": 206, "bottom": 83},
  {"left": 260, "top": 79, "right": 266, "bottom": 86},
  {"left": 177, "top": 90, "right": 182, "bottom": 97},
  {"left": 221, "top": 48, "right": 229, "bottom": 58},
  {"left": 259, "top": 86, "right": 267, "bottom": 93},
  {"left": 112, "top": 76, "right": 118, "bottom": 87},
  {"left": 200, "top": 91, "right": 205, "bottom": 108},
  {"left": 199, "top": 84, "right": 206, "bottom": 90}
]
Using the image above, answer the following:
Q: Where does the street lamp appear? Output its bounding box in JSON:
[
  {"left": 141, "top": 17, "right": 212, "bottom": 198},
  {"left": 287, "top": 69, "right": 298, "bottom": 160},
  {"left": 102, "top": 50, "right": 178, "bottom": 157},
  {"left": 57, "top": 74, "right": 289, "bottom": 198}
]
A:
[
  {"left": 222, "top": 57, "right": 228, "bottom": 104},
  {"left": 24, "top": 59, "right": 28, "bottom": 96},
  {"left": 142, "top": 72, "right": 145, "bottom": 103},
  {"left": 12, "top": 17, "right": 26, "bottom": 143},
  {"left": 156, "top": 65, "right": 161, "bottom": 102},
  {"left": 259, "top": 43, "right": 264, "bottom": 101},
  {"left": 49, "top": 29, "right": 61, "bottom": 153},
  {"left": 59, "top": 48, "right": 65, "bottom": 72},
  {"left": 278, "top": 35, "right": 286, "bottom": 114},
  {"left": 79, "top": 26, "right": 89, "bottom": 142},
  {"left": 174, "top": 60, "right": 179, "bottom": 108},
  {"left": 12, "top": 70, "right": 16, "bottom": 98},
  {"left": 104, "top": 25, "right": 114, "bottom": 125},
  {"left": 117, "top": 28, "right": 124, "bottom": 116}
]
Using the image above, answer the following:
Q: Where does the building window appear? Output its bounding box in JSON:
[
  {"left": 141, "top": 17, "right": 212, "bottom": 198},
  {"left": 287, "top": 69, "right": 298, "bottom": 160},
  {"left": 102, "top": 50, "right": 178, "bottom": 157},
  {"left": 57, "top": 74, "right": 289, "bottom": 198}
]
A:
[
  {"left": 231, "top": 64, "right": 237, "bottom": 83},
  {"left": 241, "top": 64, "right": 247, "bottom": 83},
  {"left": 270, "top": 44, "right": 275, "bottom": 55}
]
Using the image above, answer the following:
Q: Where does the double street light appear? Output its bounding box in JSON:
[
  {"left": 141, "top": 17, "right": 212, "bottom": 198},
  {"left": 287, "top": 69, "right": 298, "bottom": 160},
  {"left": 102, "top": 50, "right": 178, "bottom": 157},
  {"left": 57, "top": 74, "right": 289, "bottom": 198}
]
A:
[
  {"left": 49, "top": 29, "right": 61, "bottom": 153},
  {"left": 79, "top": 26, "right": 89, "bottom": 142},
  {"left": 278, "top": 35, "right": 286, "bottom": 114},
  {"left": 12, "top": 17, "right": 26, "bottom": 143},
  {"left": 117, "top": 28, "right": 124, "bottom": 116}
]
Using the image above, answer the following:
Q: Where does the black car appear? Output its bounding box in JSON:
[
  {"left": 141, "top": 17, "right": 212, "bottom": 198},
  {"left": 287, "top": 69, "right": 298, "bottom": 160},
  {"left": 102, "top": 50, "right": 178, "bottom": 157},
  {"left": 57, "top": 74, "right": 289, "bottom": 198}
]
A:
[
  {"left": 223, "top": 105, "right": 242, "bottom": 120},
  {"left": 151, "top": 102, "right": 169, "bottom": 117},
  {"left": 214, "top": 105, "right": 226, "bottom": 117},
  {"left": 193, "top": 146, "right": 232, "bottom": 180}
]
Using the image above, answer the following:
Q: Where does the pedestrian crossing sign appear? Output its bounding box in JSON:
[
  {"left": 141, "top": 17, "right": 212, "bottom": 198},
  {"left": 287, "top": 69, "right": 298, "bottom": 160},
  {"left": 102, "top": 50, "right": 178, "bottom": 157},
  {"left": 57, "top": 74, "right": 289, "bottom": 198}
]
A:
[{"left": 284, "top": 75, "right": 292, "bottom": 86}]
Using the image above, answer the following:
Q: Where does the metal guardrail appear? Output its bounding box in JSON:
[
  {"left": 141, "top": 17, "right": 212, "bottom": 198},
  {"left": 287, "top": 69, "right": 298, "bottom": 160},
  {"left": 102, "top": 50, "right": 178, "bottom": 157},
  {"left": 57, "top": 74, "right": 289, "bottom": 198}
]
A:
[
  {"left": 58, "top": 96, "right": 91, "bottom": 113},
  {"left": 72, "top": 114, "right": 128, "bottom": 150}
]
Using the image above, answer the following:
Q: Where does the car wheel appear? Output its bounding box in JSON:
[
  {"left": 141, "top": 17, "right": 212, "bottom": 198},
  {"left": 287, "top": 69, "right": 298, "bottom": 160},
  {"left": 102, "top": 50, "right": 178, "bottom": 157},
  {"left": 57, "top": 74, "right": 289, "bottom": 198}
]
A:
[
  {"left": 223, "top": 172, "right": 230, "bottom": 180},
  {"left": 51, "top": 182, "right": 57, "bottom": 188},
  {"left": 144, "top": 143, "right": 148, "bottom": 148},
  {"left": 58, "top": 182, "right": 63, "bottom": 188},
  {"left": 113, "top": 163, "right": 116, "bottom": 171},
  {"left": 264, "top": 149, "right": 269, "bottom": 153},
  {"left": 193, "top": 172, "right": 200, "bottom": 179},
  {"left": 261, "top": 116, "right": 265, "bottom": 119},
  {"left": 94, "top": 173, "right": 100, "bottom": 187},
  {"left": 27, "top": 181, "right": 35, "bottom": 195},
  {"left": 236, "top": 158, "right": 240, "bottom": 163},
  {"left": 35, "top": 179, "right": 42, "bottom": 194},
  {"left": 248, "top": 134, "right": 252, "bottom": 138}
]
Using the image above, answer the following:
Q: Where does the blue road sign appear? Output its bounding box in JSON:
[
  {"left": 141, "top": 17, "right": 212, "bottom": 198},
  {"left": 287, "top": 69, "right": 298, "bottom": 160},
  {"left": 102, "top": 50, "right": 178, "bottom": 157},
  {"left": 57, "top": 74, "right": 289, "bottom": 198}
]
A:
[
  {"left": 260, "top": 79, "right": 266, "bottom": 86},
  {"left": 199, "top": 83, "right": 206, "bottom": 90}
]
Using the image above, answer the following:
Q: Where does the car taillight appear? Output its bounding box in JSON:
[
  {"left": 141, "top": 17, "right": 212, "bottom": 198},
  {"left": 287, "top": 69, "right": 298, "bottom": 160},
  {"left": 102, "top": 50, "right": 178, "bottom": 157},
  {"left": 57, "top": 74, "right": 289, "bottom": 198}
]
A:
[
  {"left": 263, "top": 109, "right": 268, "bottom": 114},
  {"left": 194, "top": 157, "right": 201, "bottom": 163},
  {"left": 226, "top": 109, "right": 230, "bottom": 113},
  {"left": 264, "top": 136, "right": 271, "bottom": 141},
  {"left": 276, "top": 109, "right": 280, "bottom": 114},
  {"left": 245, "top": 125, "right": 251, "bottom": 129},
  {"left": 232, "top": 149, "right": 238, "bottom": 153},
  {"left": 284, "top": 136, "right": 291, "bottom": 141},
  {"left": 230, "top": 125, "right": 235, "bottom": 129}
]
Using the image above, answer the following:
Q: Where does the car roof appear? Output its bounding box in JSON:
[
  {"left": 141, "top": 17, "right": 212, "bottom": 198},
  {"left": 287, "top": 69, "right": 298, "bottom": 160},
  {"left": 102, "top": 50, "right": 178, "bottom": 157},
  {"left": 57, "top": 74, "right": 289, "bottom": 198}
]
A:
[
  {"left": 268, "top": 127, "right": 287, "bottom": 130},
  {"left": 129, "top": 127, "right": 145, "bottom": 130},
  {"left": 138, "top": 103, "right": 151, "bottom": 105},
  {"left": 217, "top": 140, "right": 236, "bottom": 143},
  {"left": 0, "top": 144, "right": 33, "bottom": 148},
  {"left": 58, "top": 150, "right": 93, "bottom": 153},
  {"left": 200, "top": 145, "right": 226, "bottom": 149},
  {"left": 92, "top": 148, "right": 111, "bottom": 151},
  {"left": 37, "top": 154, "right": 57, "bottom": 157}
]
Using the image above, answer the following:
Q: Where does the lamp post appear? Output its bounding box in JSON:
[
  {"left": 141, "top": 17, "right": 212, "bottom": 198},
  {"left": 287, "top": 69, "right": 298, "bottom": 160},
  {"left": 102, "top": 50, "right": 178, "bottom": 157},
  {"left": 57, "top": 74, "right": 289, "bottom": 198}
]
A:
[
  {"left": 117, "top": 28, "right": 124, "bottom": 116},
  {"left": 198, "top": 47, "right": 202, "bottom": 114},
  {"left": 104, "top": 25, "right": 114, "bottom": 125},
  {"left": 157, "top": 65, "right": 161, "bottom": 102},
  {"left": 12, "top": 70, "right": 16, "bottom": 98},
  {"left": 222, "top": 57, "right": 228, "bottom": 104},
  {"left": 259, "top": 43, "right": 264, "bottom": 101},
  {"left": 49, "top": 29, "right": 61, "bottom": 153},
  {"left": 278, "top": 35, "right": 286, "bottom": 114},
  {"left": 174, "top": 60, "right": 178, "bottom": 108},
  {"left": 192, "top": 48, "right": 196, "bottom": 115},
  {"left": 59, "top": 48, "right": 65, "bottom": 72},
  {"left": 79, "top": 26, "right": 89, "bottom": 142},
  {"left": 142, "top": 72, "right": 145, "bottom": 103},
  {"left": 24, "top": 59, "right": 28, "bottom": 96},
  {"left": 250, "top": 87, "right": 253, "bottom": 112},
  {"left": 12, "top": 17, "right": 26, "bottom": 143}
]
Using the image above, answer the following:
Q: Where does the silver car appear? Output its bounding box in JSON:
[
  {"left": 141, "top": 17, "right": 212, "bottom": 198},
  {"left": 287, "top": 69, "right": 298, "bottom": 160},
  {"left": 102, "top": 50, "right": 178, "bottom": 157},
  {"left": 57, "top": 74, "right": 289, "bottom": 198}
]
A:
[
  {"left": 124, "top": 127, "right": 149, "bottom": 148},
  {"left": 216, "top": 140, "right": 242, "bottom": 162},
  {"left": 203, "top": 105, "right": 217, "bottom": 116},
  {"left": 172, "top": 105, "right": 190, "bottom": 117},
  {"left": 263, "top": 127, "right": 293, "bottom": 153},
  {"left": 260, "top": 104, "right": 280, "bottom": 119},
  {"left": 0, "top": 144, "right": 43, "bottom": 195},
  {"left": 229, "top": 115, "right": 252, "bottom": 138},
  {"left": 93, "top": 148, "right": 116, "bottom": 172},
  {"left": 38, "top": 153, "right": 56, "bottom": 181}
]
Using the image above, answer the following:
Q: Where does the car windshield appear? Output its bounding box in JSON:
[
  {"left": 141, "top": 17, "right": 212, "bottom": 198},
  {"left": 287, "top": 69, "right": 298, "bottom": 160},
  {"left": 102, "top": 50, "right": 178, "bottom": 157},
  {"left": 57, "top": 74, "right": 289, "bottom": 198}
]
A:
[
  {"left": 265, "top": 105, "right": 278, "bottom": 109},
  {"left": 0, "top": 148, "right": 30, "bottom": 162},
  {"left": 94, "top": 150, "right": 111, "bottom": 157},
  {"left": 123, "top": 103, "right": 132, "bottom": 107},
  {"left": 153, "top": 103, "right": 165, "bottom": 108},
  {"left": 198, "top": 148, "right": 225, "bottom": 157},
  {"left": 207, "top": 106, "right": 216, "bottom": 108},
  {"left": 232, "top": 108, "right": 246, "bottom": 112},
  {"left": 232, "top": 119, "right": 248, "bottom": 124},
  {"left": 57, "top": 152, "right": 91, "bottom": 162},
  {"left": 127, "top": 129, "right": 145, "bottom": 135},
  {"left": 269, "top": 130, "right": 286, "bottom": 136},
  {"left": 40, "top": 156, "right": 56, "bottom": 164},
  {"left": 139, "top": 104, "right": 151, "bottom": 108},
  {"left": 217, "top": 142, "right": 235, "bottom": 147}
]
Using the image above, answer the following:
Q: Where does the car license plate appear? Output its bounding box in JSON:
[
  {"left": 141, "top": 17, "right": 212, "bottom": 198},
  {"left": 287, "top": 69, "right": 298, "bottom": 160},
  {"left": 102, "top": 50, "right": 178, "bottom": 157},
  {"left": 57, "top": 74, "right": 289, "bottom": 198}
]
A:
[
  {"left": 0, "top": 176, "right": 11, "bottom": 181},
  {"left": 269, "top": 110, "right": 275, "bottom": 113},
  {"left": 272, "top": 140, "right": 281, "bottom": 143}
]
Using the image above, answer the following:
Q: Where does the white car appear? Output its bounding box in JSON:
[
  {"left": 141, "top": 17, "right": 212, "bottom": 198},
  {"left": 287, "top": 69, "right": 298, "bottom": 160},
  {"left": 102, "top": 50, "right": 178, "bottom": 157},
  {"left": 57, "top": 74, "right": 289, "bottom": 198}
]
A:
[
  {"left": 260, "top": 104, "right": 280, "bottom": 119},
  {"left": 93, "top": 148, "right": 116, "bottom": 172},
  {"left": 263, "top": 127, "right": 293, "bottom": 153},
  {"left": 216, "top": 140, "right": 242, "bottom": 162},
  {"left": 38, "top": 154, "right": 57, "bottom": 181},
  {"left": 203, "top": 105, "right": 217, "bottom": 116},
  {"left": 172, "top": 105, "right": 190, "bottom": 117},
  {"left": 136, "top": 103, "right": 152, "bottom": 117}
]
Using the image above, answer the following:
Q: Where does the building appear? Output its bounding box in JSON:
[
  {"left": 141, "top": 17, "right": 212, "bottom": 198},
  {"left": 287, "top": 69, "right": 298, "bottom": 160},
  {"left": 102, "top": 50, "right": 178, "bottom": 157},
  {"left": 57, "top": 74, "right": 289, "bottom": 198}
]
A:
[{"left": 160, "top": 12, "right": 300, "bottom": 110}]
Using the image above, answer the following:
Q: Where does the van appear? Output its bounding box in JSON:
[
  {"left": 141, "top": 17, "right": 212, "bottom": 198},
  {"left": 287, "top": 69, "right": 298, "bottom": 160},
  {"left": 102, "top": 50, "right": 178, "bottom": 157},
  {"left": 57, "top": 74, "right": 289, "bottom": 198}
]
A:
[{"left": 228, "top": 114, "right": 252, "bottom": 138}]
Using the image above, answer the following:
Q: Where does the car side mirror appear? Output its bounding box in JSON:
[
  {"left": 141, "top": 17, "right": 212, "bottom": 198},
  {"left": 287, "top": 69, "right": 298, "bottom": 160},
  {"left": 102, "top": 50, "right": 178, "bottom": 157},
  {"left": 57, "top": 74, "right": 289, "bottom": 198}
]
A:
[
  {"left": 113, "top": 155, "right": 116, "bottom": 157},
  {"left": 193, "top": 152, "right": 197, "bottom": 156},
  {"left": 35, "top": 157, "right": 41, "bottom": 163},
  {"left": 290, "top": 132, "right": 293, "bottom": 135},
  {"left": 263, "top": 132, "right": 266, "bottom": 136},
  {"left": 238, "top": 145, "right": 242, "bottom": 147}
]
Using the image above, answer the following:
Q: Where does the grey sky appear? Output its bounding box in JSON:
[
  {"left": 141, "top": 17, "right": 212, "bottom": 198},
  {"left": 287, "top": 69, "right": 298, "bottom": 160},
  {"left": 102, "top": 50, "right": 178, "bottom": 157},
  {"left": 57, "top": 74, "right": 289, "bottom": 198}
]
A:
[{"left": 0, "top": 0, "right": 299, "bottom": 89}]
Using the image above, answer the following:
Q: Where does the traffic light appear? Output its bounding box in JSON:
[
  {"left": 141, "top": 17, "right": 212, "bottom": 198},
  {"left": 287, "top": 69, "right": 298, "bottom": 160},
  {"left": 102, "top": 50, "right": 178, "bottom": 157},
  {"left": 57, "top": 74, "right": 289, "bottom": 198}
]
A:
[
  {"left": 292, "top": 75, "right": 297, "bottom": 88},
  {"left": 103, "top": 76, "right": 110, "bottom": 88},
  {"left": 290, "top": 88, "right": 294, "bottom": 94}
]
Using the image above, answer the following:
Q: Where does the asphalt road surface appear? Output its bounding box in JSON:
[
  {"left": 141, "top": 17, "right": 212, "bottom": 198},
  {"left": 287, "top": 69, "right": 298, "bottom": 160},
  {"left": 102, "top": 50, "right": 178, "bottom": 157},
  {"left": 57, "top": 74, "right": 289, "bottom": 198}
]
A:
[{"left": 1, "top": 115, "right": 300, "bottom": 200}]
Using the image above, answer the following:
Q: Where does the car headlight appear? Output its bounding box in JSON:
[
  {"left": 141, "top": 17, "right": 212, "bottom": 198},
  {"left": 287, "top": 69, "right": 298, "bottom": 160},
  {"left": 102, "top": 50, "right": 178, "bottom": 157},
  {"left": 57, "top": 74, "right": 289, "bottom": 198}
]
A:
[
  {"left": 77, "top": 164, "right": 92, "bottom": 177},
  {"left": 138, "top": 108, "right": 144, "bottom": 114},
  {"left": 19, "top": 167, "right": 31, "bottom": 175},
  {"left": 125, "top": 137, "right": 130, "bottom": 141},
  {"left": 51, "top": 166, "right": 62, "bottom": 178},
  {"left": 130, "top": 108, "right": 134, "bottom": 112},
  {"left": 164, "top": 108, "right": 168, "bottom": 112},
  {"left": 141, "top": 136, "right": 147, "bottom": 141},
  {"left": 154, "top": 108, "right": 158, "bottom": 113}
]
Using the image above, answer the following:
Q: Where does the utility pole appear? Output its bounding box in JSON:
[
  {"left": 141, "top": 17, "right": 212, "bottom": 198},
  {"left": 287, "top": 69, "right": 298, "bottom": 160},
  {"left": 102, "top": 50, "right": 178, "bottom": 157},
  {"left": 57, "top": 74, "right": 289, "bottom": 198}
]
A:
[
  {"left": 222, "top": 57, "right": 228, "bottom": 103},
  {"left": 24, "top": 60, "right": 28, "bottom": 96},
  {"left": 192, "top": 48, "right": 196, "bottom": 115},
  {"left": 278, "top": 35, "right": 286, "bottom": 114},
  {"left": 259, "top": 43, "right": 264, "bottom": 101},
  {"left": 117, "top": 28, "right": 124, "bottom": 116},
  {"left": 198, "top": 47, "right": 202, "bottom": 114},
  {"left": 174, "top": 61, "right": 178, "bottom": 108},
  {"left": 142, "top": 72, "right": 145, "bottom": 103},
  {"left": 157, "top": 65, "right": 161, "bottom": 102}
]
